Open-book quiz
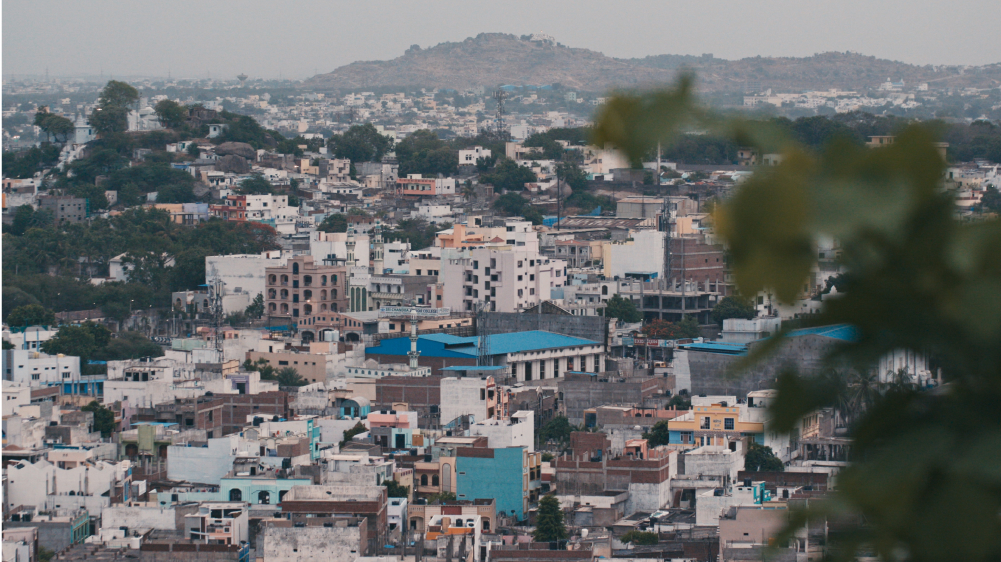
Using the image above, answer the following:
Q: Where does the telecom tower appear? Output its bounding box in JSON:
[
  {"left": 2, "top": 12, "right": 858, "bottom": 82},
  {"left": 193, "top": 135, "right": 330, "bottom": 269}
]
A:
[
  {"left": 493, "top": 89, "right": 507, "bottom": 135},
  {"left": 407, "top": 306, "right": 421, "bottom": 370},
  {"left": 475, "top": 302, "right": 491, "bottom": 367}
]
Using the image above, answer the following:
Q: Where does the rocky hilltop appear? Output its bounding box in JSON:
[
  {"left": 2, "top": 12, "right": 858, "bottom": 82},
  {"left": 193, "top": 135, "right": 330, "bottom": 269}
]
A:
[{"left": 306, "top": 33, "right": 1001, "bottom": 93}]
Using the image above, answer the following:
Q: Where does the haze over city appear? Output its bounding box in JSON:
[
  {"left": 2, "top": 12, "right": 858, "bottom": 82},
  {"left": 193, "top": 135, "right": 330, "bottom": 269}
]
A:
[{"left": 4, "top": 0, "right": 1000, "bottom": 79}]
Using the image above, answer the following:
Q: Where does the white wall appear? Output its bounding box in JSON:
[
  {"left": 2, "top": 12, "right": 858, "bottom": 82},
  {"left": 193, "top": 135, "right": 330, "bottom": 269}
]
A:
[
  {"left": 168, "top": 436, "right": 247, "bottom": 485},
  {"left": 605, "top": 230, "right": 665, "bottom": 280},
  {"left": 206, "top": 253, "right": 286, "bottom": 314},
  {"left": 102, "top": 505, "right": 177, "bottom": 531}
]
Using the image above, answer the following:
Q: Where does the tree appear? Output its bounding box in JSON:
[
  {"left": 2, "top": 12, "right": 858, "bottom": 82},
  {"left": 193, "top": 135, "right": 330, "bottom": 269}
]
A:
[
  {"left": 38, "top": 547, "right": 55, "bottom": 562},
  {"left": 710, "top": 295, "right": 756, "bottom": 326},
  {"left": 668, "top": 394, "right": 691, "bottom": 410},
  {"left": 41, "top": 325, "right": 97, "bottom": 362},
  {"left": 340, "top": 421, "right": 368, "bottom": 446},
  {"left": 237, "top": 174, "right": 273, "bottom": 195},
  {"left": 34, "top": 111, "right": 75, "bottom": 143},
  {"left": 246, "top": 293, "right": 264, "bottom": 319},
  {"left": 533, "top": 494, "right": 568, "bottom": 542},
  {"left": 82, "top": 400, "right": 116, "bottom": 437},
  {"left": 7, "top": 304, "right": 56, "bottom": 327},
  {"left": 744, "top": 442, "right": 784, "bottom": 472},
  {"left": 979, "top": 185, "right": 1001, "bottom": 213},
  {"left": 318, "top": 213, "right": 348, "bottom": 233},
  {"left": 396, "top": 129, "right": 458, "bottom": 177},
  {"left": 601, "top": 295, "right": 642, "bottom": 323},
  {"left": 594, "top": 77, "right": 1001, "bottom": 559},
  {"left": 155, "top": 183, "right": 196, "bottom": 203},
  {"left": 328, "top": 123, "right": 393, "bottom": 163},
  {"left": 481, "top": 157, "right": 537, "bottom": 191},
  {"left": 154, "top": 100, "right": 187, "bottom": 129},
  {"left": 275, "top": 367, "right": 308, "bottom": 387},
  {"left": 427, "top": 492, "right": 457, "bottom": 503},
  {"left": 677, "top": 315, "right": 701, "bottom": 338},
  {"left": 385, "top": 480, "right": 410, "bottom": 498},
  {"left": 557, "top": 161, "right": 588, "bottom": 191},
  {"left": 539, "top": 416, "right": 573, "bottom": 445},
  {"left": 98, "top": 331, "right": 164, "bottom": 361},
  {"left": 642, "top": 318, "right": 699, "bottom": 339},
  {"left": 97, "top": 80, "right": 140, "bottom": 110},
  {"left": 643, "top": 420, "right": 671, "bottom": 447},
  {"left": 620, "top": 531, "right": 659, "bottom": 545}
]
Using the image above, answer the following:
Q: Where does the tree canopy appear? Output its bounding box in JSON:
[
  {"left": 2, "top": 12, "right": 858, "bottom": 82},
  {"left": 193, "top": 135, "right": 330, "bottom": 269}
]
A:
[
  {"left": 395, "top": 129, "right": 457, "bottom": 177},
  {"left": 481, "top": 157, "right": 537, "bottom": 191},
  {"left": 154, "top": 99, "right": 187, "bottom": 129},
  {"left": 600, "top": 295, "right": 642, "bottom": 323},
  {"left": 6, "top": 304, "right": 56, "bottom": 327},
  {"left": 327, "top": 123, "right": 393, "bottom": 163},
  {"left": 744, "top": 442, "right": 784, "bottom": 472},
  {"left": 90, "top": 81, "right": 139, "bottom": 135},
  {"left": 533, "top": 494, "right": 568, "bottom": 542},
  {"left": 710, "top": 295, "right": 757, "bottom": 326}
]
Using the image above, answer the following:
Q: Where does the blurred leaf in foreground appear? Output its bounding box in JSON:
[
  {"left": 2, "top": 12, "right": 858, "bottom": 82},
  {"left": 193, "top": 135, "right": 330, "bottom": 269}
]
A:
[{"left": 595, "top": 78, "right": 1001, "bottom": 561}]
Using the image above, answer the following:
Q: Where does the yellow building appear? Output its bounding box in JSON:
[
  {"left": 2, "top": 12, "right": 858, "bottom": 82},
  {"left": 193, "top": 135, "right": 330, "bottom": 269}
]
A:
[{"left": 667, "top": 402, "right": 764, "bottom": 448}]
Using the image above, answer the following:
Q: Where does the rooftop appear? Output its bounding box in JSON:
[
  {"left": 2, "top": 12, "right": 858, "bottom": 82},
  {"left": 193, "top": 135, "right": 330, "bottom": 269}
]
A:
[{"left": 367, "top": 330, "right": 600, "bottom": 358}]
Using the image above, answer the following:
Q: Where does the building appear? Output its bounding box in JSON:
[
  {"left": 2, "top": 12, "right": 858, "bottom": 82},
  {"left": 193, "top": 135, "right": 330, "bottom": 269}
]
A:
[
  {"left": 183, "top": 502, "right": 250, "bottom": 546},
  {"left": 205, "top": 252, "right": 286, "bottom": 315},
  {"left": 439, "top": 377, "right": 497, "bottom": 428},
  {"left": 366, "top": 331, "right": 605, "bottom": 383},
  {"left": 395, "top": 175, "right": 456, "bottom": 197},
  {"left": 38, "top": 196, "right": 87, "bottom": 224},
  {"left": 209, "top": 195, "right": 247, "bottom": 221},
  {"left": 458, "top": 147, "right": 492, "bottom": 166},
  {"left": 265, "top": 255, "right": 349, "bottom": 332},
  {"left": 2, "top": 350, "right": 81, "bottom": 387},
  {"left": 468, "top": 411, "right": 534, "bottom": 451},
  {"left": 441, "top": 248, "right": 568, "bottom": 313},
  {"left": 278, "top": 485, "right": 388, "bottom": 547},
  {"left": 667, "top": 399, "right": 765, "bottom": 449},
  {"left": 260, "top": 517, "right": 368, "bottom": 562},
  {"left": 456, "top": 447, "right": 541, "bottom": 520}
]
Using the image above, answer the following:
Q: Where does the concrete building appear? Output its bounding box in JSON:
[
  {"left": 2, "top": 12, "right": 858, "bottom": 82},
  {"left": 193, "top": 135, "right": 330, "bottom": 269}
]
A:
[
  {"left": 439, "top": 377, "right": 497, "bottom": 428},
  {"left": 456, "top": 447, "right": 541, "bottom": 520},
  {"left": 260, "top": 518, "right": 368, "bottom": 562},
  {"left": 459, "top": 147, "right": 492, "bottom": 166},
  {"left": 205, "top": 252, "right": 286, "bottom": 314},
  {"left": 441, "top": 248, "right": 568, "bottom": 313},
  {"left": 278, "top": 485, "right": 388, "bottom": 546},
  {"left": 265, "top": 255, "right": 349, "bottom": 334},
  {"left": 38, "top": 196, "right": 87, "bottom": 224},
  {"left": 183, "top": 502, "right": 250, "bottom": 546},
  {"left": 468, "top": 411, "right": 534, "bottom": 451},
  {"left": 2, "top": 350, "right": 81, "bottom": 387}
]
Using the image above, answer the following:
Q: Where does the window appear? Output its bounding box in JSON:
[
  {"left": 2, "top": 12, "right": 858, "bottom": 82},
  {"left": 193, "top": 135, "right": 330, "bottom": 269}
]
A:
[
  {"left": 701, "top": 417, "right": 711, "bottom": 429},
  {"left": 725, "top": 418, "right": 735, "bottom": 430}
]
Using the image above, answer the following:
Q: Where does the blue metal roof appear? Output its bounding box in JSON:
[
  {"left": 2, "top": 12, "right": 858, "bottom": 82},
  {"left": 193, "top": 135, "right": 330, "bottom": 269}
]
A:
[
  {"left": 681, "top": 342, "right": 749, "bottom": 355},
  {"left": 785, "top": 324, "right": 858, "bottom": 342},
  {"left": 440, "top": 365, "right": 507, "bottom": 371},
  {"left": 367, "top": 330, "right": 600, "bottom": 359}
]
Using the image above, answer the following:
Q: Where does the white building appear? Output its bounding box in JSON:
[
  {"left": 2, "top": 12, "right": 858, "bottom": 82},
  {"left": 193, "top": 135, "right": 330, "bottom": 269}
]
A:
[
  {"left": 441, "top": 247, "right": 568, "bottom": 313},
  {"left": 458, "top": 146, "right": 491, "bottom": 165},
  {"left": 602, "top": 229, "right": 665, "bottom": 280},
  {"left": 2, "top": 349, "right": 81, "bottom": 387},
  {"left": 205, "top": 251, "right": 287, "bottom": 314},
  {"left": 468, "top": 411, "right": 534, "bottom": 451},
  {"left": 4, "top": 458, "right": 129, "bottom": 514},
  {"left": 439, "top": 377, "right": 497, "bottom": 428},
  {"left": 245, "top": 194, "right": 300, "bottom": 235}
]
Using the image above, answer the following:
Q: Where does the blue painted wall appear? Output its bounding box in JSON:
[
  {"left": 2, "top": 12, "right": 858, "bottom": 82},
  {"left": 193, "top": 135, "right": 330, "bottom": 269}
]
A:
[{"left": 456, "top": 448, "right": 526, "bottom": 520}]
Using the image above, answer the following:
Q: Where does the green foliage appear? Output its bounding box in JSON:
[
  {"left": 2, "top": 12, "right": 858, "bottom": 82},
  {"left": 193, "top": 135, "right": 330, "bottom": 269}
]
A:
[
  {"left": 383, "top": 218, "right": 448, "bottom": 250},
  {"left": 541, "top": 452, "right": 555, "bottom": 462},
  {"left": 41, "top": 325, "right": 97, "bottom": 361},
  {"left": 643, "top": 420, "right": 671, "bottom": 447},
  {"left": 744, "top": 442, "right": 784, "bottom": 472},
  {"left": 427, "top": 492, "right": 457, "bottom": 503},
  {"left": 620, "top": 531, "right": 659, "bottom": 545},
  {"left": 600, "top": 294, "right": 642, "bottom": 323},
  {"left": 6, "top": 304, "right": 56, "bottom": 327},
  {"left": 155, "top": 182, "right": 196, "bottom": 203},
  {"left": 668, "top": 394, "right": 691, "bottom": 410},
  {"left": 237, "top": 174, "right": 274, "bottom": 195},
  {"left": 980, "top": 185, "right": 1001, "bottom": 213},
  {"left": 38, "top": 546, "right": 55, "bottom": 562},
  {"left": 214, "top": 111, "right": 278, "bottom": 149},
  {"left": 2, "top": 340, "right": 14, "bottom": 350},
  {"left": 275, "top": 367, "right": 308, "bottom": 387},
  {"left": 154, "top": 100, "right": 187, "bottom": 129},
  {"left": 246, "top": 293, "right": 265, "bottom": 319},
  {"left": 396, "top": 129, "right": 457, "bottom": 177},
  {"left": 481, "top": 157, "right": 537, "bottom": 191},
  {"left": 385, "top": 480, "right": 410, "bottom": 498},
  {"left": 7, "top": 205, "right": 52, "bottom": 236},
  {"left": 340, "top": 421, "right": 369, "bottom": 446},
  {"left": 328, "top": 123, "right": 393, "bottom": 163},
  {"left": 2, "top": 287, "right": 41, "bottom": 321},
  {"left": 539, "top": 416, "right": 574, "bottom": 445},
  {"left": 710, "top": 295, "right": 757, "bottom": 326},
  {"left": 318, "top": 213, "right": 348, "bottom": 233},
  {"left": 2, "top": 144, "right": 62, "bottom": 178},
  {"left": 533, "top": 494, "right": 568, "bottom": 542},
  {"left": 557, "top": 162, "right": 588, "bottom": 191},
  {"left": 82, "top": 400, "right": 116, "bottom": 437},
  {"left": 523, "top": 133, "right": 564, "bottom": 160},
  {"left": 595, "top": 75, "right": 1001, "bottom": 561},
  {"left": 34, "top": 111, "right": 75, "bottom": 143},
  {"left": 91, "top": 81, "right": 139, "bottom": 136}
]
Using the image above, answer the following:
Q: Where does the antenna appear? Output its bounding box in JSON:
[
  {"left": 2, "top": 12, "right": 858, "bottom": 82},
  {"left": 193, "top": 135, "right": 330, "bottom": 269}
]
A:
[
  {"left": 476, "top": 302, "right": 490, "bottom": 367},
  {"left": 493, "top": 89, "right": 507, "bottom": 135}
]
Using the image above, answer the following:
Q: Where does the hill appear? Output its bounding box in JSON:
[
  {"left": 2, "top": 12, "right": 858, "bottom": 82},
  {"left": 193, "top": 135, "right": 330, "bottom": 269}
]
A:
[{"left": 305, "top": 33, "right": 1001, "bottom": 93}]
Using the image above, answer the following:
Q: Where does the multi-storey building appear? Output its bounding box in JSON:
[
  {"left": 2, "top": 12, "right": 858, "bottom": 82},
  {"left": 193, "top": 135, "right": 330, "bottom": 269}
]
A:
[
  {"left": 441, "top": 248, "right": 568, "bottom": 313},
  {"left": 38, "top": 196, "right": 88, "bottom": 224},
  {"left": 265, "top": 255, "right": 349, "bottom": 333},
  {"left": 209, "top": 195, "right": 247, "bottom": 221}
]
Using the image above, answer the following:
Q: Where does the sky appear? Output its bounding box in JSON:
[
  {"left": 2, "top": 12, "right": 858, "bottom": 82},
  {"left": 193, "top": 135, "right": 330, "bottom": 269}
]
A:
[{"left": 3, "top": 0, "right": 1000, "bottom": 80}]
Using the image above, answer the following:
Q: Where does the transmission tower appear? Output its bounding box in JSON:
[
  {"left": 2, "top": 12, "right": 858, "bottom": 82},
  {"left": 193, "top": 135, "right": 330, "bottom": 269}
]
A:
[{"left": 493, "top": 89, "right": 507, "bottom": 135}]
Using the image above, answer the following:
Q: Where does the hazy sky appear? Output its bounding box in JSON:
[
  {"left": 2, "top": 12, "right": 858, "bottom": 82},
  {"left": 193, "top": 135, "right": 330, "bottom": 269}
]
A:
[{"left": 4, "top": 0, "right": 1000, "bottom": 79}]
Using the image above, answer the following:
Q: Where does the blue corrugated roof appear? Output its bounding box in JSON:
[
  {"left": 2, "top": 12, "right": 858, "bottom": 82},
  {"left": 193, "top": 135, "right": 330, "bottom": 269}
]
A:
[
  {"left": 367, "top": 330, "right": 600, "bottom": 359},
  {"left": 440, "top": 365, "right": 507, "bottom": 371},
  {"left": 681, "top": 342, "right": 749, "bottom": 355},
  {"left": 785, "top": 324, "right": 858, "bottom": 342}
]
